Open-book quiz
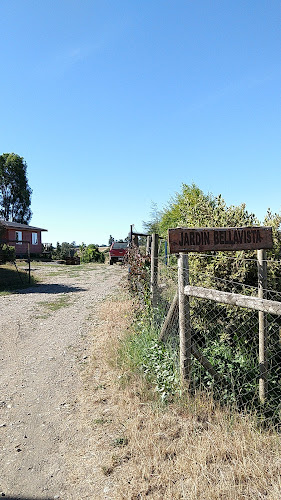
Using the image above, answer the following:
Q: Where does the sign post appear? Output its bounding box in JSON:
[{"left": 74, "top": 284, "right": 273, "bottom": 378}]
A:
[
  {"left": 151, "top": 233, "right": 159, "bottom": 307},
  {"left": 168, "top": 226, "right": 273, "bottom": 402},
  {"left": 178, "top": 253, "right": 191, "bottom": 384},
  {"left": 168, "top": 226, "right": 273, "bottom": 254},
  {"left": 257, "top": 249, "right": 268, "bottom": 403}
]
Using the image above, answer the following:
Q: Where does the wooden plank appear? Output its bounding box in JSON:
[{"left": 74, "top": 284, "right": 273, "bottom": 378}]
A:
[
  {"left": 184, "top": 285, "right": 281, "bottom": 316},
  {"left": 168, "top": 226, "right": 273, "bottom": 253},
  {"left": 158, "top": 292, "right": 223, "bottom": 382},
  {"left": 158, "top": 292, "right": 178, "bottom": 341},
  {"left": 150, "top": 233, "right": 159, "bottom": 307},
  {"left": 146, "top": 235, "right": 152, "bottom": 256},
  {"left": 132, "top": 232, "right": 149, "bottom": 237},
  {"left": 191, "top": 344, "right": 223, "bottom": 383},
  {"left": 132, "top": 234, "right": 139, "bottom": 247}
]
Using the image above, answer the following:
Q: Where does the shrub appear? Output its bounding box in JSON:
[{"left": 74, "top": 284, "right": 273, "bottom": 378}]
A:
[
  {"left": 81, "top": 244, "right": 105, "bottom": 263},
  {"left": 118, "top": 314, "right": 180, "bottom": 403}
]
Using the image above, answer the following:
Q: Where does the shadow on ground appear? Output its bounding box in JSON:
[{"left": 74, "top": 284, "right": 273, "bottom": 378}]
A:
[
  {"left": 2, "top": 497, "right": 53, "bottom": 500},
  {"left": 0, "top": 266, "right": 35, "bottom": 291},
  {"left": 19, "top": 283, "right": 87, "bottom": 294}
]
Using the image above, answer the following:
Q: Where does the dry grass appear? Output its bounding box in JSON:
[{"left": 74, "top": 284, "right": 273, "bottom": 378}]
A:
[
  {"left": 112, "top": 400, "right": 281, "bottom": 499},
  {"left": 82, "top": 290, "right": 281, "bottom": 499}
]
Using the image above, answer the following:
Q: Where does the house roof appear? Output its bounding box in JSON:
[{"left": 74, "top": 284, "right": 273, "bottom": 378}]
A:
[{"left": 0, "top": 220, "right": 47, "bottom": 231}]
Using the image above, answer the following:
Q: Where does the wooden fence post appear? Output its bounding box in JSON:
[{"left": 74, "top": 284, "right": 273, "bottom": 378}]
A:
[
  {"left": 132, "top": 234, "right": 139, "bottom": 247},
  {"left": 146, "top": 235, "right": 152, "bottom": 256},
  {"left": 257, "top": 249, "right": 268, "bottom": 403},
  {"left": 178, "top": 253, "right": 191, "bottom": 384},
  {"left": 151, "top": 233, "right": 159, "bottom": 307},
  {"left": 158, "top": 292, "right": 178, "bottom": 341}
]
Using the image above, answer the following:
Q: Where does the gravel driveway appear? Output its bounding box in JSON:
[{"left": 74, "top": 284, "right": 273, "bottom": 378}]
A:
[{"left": 0, "top": 263, "right": 124, "bottom": 499}]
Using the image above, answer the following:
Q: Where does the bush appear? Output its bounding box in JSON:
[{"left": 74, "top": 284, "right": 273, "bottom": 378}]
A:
[
  {"left": 118, "top": 313, "right": 180, "bottom": 403},
  {"left": 52, "top": 241, "right": 77, "bottom": 260},
  {"left": 81, "top": 244, "right": 105, "bottom": 263}
]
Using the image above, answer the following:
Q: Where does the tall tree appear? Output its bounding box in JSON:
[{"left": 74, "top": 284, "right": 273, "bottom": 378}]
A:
[{"left": 0, "top": 153, "right": 32, "bottom": 223}]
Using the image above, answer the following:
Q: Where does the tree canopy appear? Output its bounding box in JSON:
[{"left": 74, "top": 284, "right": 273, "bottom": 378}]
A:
[
  {"left": 144, "top": 183, "right": 260, "bottom": 236},
  {"left": 144, "top": 183, "right": 281, "bottom": 290},
  {"left": 0, "top": 153, "right": 32, "bottom": 224}
]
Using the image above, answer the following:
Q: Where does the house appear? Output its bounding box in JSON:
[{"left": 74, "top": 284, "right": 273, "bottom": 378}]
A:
[{"left": 0, "top": 220, "right": 47, "bottom": 256}]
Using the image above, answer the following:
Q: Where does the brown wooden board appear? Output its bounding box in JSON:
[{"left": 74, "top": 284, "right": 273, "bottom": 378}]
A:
[{"left": 168, "top": 226, "right": 273, "bottom": 253}]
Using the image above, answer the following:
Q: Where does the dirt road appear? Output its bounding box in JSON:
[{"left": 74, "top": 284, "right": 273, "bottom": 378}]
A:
[{"left": 0, "top": 263, "right": 124, "bottom": 499}]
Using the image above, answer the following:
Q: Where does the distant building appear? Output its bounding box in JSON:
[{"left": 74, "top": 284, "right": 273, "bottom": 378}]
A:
[{"left": 0, "top": 220, "right": 47, "bottom": 256}]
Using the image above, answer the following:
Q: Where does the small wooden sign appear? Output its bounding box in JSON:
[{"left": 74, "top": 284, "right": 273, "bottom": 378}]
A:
[{"left": 168, "top": 226, "right": 273, "bottom": 253}]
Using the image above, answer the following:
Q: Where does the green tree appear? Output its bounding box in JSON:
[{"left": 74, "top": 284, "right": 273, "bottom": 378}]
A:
[
  {"left": 143, "top": 202, "right": 162, "bottom": 235},
  {"left": 0, "top": 153, "right": 32, "bottom": 223},
  {"left": 81, "top": 244, "right": 105, "bottom": 263},
  {"left": 52, "top": 241, "right": 76, "bottom": 260}
]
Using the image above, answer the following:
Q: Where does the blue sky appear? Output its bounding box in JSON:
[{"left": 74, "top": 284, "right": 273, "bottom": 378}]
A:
[{"left": 1, "top": 0, "right": 280, "bottom": 245}]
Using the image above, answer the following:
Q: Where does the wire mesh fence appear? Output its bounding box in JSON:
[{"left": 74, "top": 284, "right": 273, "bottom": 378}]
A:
[{"left": 127, "top": 244, "right": 281, "bottom": 427}]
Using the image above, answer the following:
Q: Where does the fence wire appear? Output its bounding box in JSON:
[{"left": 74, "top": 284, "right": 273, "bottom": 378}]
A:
[{"left": 128, "top": 248, "right": 281, "bottom": 427}]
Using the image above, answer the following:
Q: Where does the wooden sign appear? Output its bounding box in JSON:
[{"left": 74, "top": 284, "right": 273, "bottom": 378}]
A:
[{"left": 168, "top": 226, "right": 273, "bottom": 254}]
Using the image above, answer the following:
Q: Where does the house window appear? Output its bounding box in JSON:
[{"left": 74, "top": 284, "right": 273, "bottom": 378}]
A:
[
  {"left": 15, "top": 231, "right": 22, "bottom": 244},
  {"left": 32, "top": 232, "right": 38, "bottom": 245}
]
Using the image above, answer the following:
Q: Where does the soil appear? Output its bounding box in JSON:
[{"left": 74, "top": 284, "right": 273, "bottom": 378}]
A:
[{"left": 0, "top": 263, "right": 126, "bottom": 499}]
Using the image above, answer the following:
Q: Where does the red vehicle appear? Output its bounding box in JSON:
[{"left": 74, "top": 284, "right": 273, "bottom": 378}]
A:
[{"left": 109, "top": 241, "right": 128, "bottom": 265}]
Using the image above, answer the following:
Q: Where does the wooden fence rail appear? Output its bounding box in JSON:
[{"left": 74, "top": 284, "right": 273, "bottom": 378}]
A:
[{"left": 184, "top": 285, "right": 281, "bottom": 316}]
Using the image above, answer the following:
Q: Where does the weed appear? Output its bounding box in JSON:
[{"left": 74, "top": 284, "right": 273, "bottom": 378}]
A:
[
  {"left": 95, "top": 383, "right": 107, "bottom": 391},
  {"left": 34, "top": 314, "right": 49, "bottom": 320},
  {"left": 118, "top": 318, "right": 180, "bottom": 403},
  {"left": 92, "top": 417, "right": 108, "bottom": 425},
  {"left": 101, "top": 465, "right": 113, "bottom": 476},
  {"left": 39, "top": 295, "right": 71, "bottom": 311},
  {"left": 112, "top": 436, "right": 128, "bottom": 447}
]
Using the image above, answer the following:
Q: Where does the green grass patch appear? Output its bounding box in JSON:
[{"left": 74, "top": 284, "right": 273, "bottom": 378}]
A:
[
  {"left": 39, "top": 295, "right": 71, "bottom": 311},
  {"left": 92, "top": 417, "right": 110, "bottom": 426},
  {"left": 45, "top": 262, "right": 104, "bottom": 277}
]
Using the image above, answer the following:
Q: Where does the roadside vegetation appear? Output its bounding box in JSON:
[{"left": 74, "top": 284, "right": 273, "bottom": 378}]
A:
[
  {"left": 100, "top": 183, "right": 281, "bottom": 497},
  {"left": 79, "top": 243, "right": 105, "bottom": 263},
  {"left": 51, "top": 241, "right": 105, "bottom": 263},
  {"left": 141, "top": 184, "right": 281, "bottom": 421},
  {"left": 98, "top": 289, "right": 281, "bottom": 500}
]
